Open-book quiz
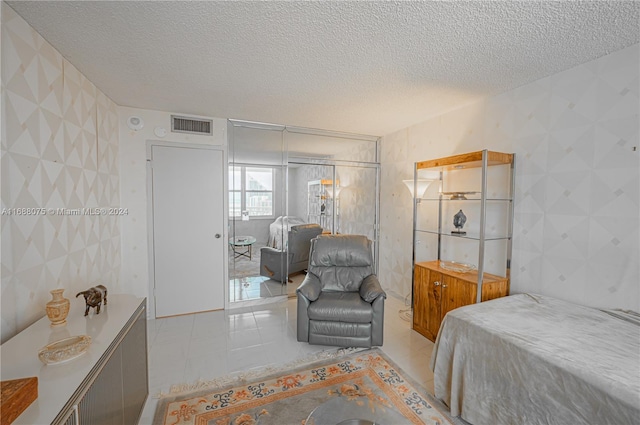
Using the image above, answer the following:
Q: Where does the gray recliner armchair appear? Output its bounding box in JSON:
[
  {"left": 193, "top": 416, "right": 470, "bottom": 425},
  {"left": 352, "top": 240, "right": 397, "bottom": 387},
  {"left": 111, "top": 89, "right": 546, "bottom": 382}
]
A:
[
  {"left": 297, "top": 234, "right": 386, "bottom": 348},
  {"left": 260, "top": 223, "right": 323, "bottom": 283}
]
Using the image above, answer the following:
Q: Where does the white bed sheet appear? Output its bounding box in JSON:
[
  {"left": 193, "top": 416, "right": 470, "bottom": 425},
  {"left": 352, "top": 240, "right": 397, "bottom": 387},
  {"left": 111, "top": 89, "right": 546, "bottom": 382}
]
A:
[
  {"left": 267, "top": 216, "right": 306, "bottom": 249},
  {"left": 430, "top": 293, "right": 640, "bottom": 425}
]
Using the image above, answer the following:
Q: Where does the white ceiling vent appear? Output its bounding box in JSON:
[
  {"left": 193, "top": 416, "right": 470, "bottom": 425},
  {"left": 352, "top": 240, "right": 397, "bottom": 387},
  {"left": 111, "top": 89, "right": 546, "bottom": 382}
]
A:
[{"left": 171, "top": 115, "right": 213, "bottom": 136}]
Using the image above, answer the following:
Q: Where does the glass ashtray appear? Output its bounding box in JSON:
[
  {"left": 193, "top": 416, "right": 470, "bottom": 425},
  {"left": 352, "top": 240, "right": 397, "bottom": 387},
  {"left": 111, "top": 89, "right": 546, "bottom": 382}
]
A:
[
  {"left": 38, "top": 335, "right": 92, "bottom": 365},
  {"left": 439, "top": 260, "right": 476, "bottom": 273}
]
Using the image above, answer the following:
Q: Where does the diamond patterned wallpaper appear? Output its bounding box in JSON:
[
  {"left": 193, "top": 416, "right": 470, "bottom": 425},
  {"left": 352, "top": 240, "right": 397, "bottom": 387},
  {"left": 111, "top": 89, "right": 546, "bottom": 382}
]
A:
[
  {"left": 380, "top": 44, "right": 639, "bottom": 311},
  {"left": 1, "top": 4, "right": 120, "bottom": 342},
  {"left": 332, "top": 138, "right": 379, "bottom": 243}
]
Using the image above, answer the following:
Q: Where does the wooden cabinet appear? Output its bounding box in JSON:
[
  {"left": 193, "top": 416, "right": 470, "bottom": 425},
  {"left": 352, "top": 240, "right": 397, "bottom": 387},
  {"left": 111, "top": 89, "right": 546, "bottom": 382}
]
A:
[
  {"left": 413, "top": 261, "right": 509, "bottom": 342},
  {"left": 413, "top": 264, "right": 441, "bottom": 341}
]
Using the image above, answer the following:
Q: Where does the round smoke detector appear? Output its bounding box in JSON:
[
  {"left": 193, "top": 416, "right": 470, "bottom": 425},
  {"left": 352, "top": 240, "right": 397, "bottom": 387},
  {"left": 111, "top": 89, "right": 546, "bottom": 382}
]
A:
[
  {"left": 154, "top": 126, "right": 167, "bottom": 138},
  {"left": 127, "top": 116, "right": 144, "bottom": 131}
]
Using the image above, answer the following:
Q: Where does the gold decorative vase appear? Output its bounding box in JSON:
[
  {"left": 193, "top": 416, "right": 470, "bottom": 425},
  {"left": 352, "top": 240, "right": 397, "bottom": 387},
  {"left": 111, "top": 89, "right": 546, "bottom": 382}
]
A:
[{"left": 46, "top": 289, "right": 70, "bottom": 327}]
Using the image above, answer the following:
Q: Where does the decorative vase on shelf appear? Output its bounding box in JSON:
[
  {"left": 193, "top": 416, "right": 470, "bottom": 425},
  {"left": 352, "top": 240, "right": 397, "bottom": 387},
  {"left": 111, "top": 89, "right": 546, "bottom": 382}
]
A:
[{"left": 46, "top": 289, "right": 70, "bottom": 327}]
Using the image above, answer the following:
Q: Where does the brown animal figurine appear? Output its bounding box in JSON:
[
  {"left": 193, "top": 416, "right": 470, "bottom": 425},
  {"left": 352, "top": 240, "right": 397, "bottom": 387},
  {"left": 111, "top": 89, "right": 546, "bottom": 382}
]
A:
[{"left": 76, "top": 285, "right": 108, "bottom": 316}]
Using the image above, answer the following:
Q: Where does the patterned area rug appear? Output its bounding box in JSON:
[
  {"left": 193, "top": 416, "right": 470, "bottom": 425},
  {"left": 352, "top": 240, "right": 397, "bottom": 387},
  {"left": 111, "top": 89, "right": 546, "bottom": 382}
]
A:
[{"left": 153, "top": 348, "right": 458, "bottom": 425}]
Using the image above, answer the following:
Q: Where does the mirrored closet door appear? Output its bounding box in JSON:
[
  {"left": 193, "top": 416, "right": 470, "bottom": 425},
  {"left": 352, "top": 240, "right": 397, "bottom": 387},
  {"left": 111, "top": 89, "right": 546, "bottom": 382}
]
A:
[
  {"left": 228, "top": 120, "right": 380, "bottom": 305},
  {"left": 228, "top": 122, "right": 288, "bottom": 301}
]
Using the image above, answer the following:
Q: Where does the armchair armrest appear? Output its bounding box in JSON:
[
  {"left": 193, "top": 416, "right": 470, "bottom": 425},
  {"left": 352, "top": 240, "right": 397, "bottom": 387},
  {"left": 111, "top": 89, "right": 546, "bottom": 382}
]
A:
[
  {"left": 259, "top": 246, "right": 292, "bottom": 282},
  {"left": 296, "top": 272, "right": 322, "bottom": 301},
  {"left": 260, "top": 246, "right": 282, "bottom": 256},
  {"left": 360, "top": 275, "right": 386, "bottom": 302}
]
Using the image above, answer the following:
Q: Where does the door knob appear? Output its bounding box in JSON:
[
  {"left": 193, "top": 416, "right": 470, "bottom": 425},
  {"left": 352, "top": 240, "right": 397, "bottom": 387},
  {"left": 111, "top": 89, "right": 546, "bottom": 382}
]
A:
[
  {"left": 215, "top": 234, "right": 221, "bottom": 238},
  {"left": 442, "top": 284, "right": 448, "bottom": 288},
  {"left": 434, "top": 281, "right": 441, "bottom": 286}
]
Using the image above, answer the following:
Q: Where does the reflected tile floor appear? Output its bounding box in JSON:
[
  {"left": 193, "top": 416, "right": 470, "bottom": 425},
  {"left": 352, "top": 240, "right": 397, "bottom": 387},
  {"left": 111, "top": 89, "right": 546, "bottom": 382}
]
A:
[
  {"left": 138, "top": 295, "right": 435, "bottom": 424},
  {"left": 228, "top": 274, "right": 303, "bottom": 302}
]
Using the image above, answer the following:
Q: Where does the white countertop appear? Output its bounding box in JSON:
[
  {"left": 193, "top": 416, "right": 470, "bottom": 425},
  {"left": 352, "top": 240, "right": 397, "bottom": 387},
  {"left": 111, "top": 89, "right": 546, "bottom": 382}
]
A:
[{"left": 1, "top": 293, "right": 146, "bottom": 425}]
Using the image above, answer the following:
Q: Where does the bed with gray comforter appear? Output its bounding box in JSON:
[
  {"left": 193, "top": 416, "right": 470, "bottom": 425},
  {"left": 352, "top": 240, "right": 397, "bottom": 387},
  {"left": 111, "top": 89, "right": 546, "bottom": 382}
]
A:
[{"left": 430, "top": 293, "right": 640, "bottom": 425}]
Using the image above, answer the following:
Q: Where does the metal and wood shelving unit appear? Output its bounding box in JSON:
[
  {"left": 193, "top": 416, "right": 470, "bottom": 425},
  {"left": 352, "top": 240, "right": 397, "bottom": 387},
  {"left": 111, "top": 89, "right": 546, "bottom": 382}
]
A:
[{"left": 410, "top": 150, "right": 515, "bottom": 341}]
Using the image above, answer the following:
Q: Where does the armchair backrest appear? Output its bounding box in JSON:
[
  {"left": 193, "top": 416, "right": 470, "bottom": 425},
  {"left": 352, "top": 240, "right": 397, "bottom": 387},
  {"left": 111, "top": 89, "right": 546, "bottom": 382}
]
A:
[
  {"left": 308, "top": 235, "right": 373, "bottom": 292},
  {"left": 288, "top": 224, "right": 323, "bottom": 263}
]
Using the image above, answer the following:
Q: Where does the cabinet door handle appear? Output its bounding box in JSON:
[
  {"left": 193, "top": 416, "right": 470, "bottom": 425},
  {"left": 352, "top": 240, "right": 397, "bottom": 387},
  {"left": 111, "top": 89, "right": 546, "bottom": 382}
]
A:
[
  {"left": 442, "top": 284, "right": 448, "bottom": 288},
  {"left": 433, "top": 281, "right": 441, "bottom": 286}
]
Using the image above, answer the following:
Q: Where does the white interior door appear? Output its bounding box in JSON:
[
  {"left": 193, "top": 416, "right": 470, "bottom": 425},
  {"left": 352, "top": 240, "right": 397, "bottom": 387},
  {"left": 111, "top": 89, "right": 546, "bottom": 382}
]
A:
[{"left": 151, "top": 144, "right": 225, "bottom": 317}]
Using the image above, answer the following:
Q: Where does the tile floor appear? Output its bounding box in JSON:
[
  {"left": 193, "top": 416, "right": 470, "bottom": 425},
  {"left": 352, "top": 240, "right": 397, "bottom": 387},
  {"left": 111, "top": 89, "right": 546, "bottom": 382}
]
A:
[
  {"left": 228, "top": 274, "right": 303, "bottom": 302},
  {"left": 138, "top": 294, "right": 435, "bottom": 424}
]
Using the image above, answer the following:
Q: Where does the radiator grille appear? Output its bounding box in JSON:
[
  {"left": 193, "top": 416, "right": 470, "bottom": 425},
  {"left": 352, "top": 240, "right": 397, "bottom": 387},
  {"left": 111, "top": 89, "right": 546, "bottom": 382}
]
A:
[{"left": 171, "top": 115, "right": 213, "bottom": 135}]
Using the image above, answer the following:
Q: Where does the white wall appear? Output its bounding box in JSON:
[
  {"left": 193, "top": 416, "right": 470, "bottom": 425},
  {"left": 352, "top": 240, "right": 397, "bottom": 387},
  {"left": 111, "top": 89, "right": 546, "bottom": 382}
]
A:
[
  {"left": 288, "top": 167, "right": 305, "bottom": 219},
  {"left": 379, "top": 44, "right": 639, "bottom": 311},
  {"left": 118, "top": 106, "right": 226, "bottom": 317}
]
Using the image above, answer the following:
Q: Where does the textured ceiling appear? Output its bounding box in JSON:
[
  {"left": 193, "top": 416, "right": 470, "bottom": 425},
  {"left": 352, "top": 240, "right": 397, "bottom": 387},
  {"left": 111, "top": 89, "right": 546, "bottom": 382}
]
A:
[{"left": 7, "top": 1, "right": 640, "bottom": 136}]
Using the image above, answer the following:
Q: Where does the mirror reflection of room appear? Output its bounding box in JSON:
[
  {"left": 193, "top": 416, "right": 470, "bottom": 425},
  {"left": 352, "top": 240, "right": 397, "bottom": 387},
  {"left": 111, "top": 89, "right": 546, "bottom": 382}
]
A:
[
  {"left": 228, "top": 121, "right": 380, "bottom": 305},
  {"left": 228, "top": 123, "right": 287, "bottom": 301}
]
